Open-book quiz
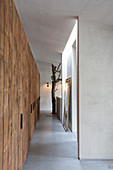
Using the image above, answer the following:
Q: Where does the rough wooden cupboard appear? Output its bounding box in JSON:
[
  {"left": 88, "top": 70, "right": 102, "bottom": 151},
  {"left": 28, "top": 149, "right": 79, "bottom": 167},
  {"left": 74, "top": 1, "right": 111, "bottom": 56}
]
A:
[{"left": 0, "top": 0, "right": 40, "bottom": 169}]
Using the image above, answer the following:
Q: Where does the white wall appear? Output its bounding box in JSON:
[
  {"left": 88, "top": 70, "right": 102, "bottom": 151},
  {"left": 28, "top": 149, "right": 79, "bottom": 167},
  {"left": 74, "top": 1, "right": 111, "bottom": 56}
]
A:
[
  {"left": 37, "top": 61, "right": 62, "bottom": 112},
  {"left": 79, "top": 18, "right": 113, "bottom": 159},
  {"left": 62, "top": 21, "right": 78, "bottom": 135}
]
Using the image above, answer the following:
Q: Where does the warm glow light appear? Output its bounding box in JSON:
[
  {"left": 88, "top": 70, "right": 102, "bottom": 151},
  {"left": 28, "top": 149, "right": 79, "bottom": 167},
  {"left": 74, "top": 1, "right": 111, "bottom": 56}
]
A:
[{"left": 64, "top": 83, "right": 67, "bottom": 92}]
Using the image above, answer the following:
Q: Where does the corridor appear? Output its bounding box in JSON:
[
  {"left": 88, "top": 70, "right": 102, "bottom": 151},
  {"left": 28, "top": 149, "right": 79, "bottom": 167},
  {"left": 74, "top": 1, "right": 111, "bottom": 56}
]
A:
[{"left": 23, "top": 112, "right": 113, "bottom": 170}]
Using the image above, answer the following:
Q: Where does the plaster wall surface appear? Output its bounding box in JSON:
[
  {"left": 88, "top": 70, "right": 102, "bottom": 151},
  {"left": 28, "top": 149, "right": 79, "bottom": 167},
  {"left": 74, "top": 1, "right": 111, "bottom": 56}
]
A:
[
  {"left": 79, "top": 18, "right": 113, "bottom": 159},
  {"left": 37, "top": 61, "right": 61, "bottom": 112}
]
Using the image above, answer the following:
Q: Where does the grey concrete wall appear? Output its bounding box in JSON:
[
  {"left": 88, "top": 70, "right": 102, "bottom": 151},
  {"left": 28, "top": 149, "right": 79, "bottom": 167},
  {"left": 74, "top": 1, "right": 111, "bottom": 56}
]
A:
[
  {"left": 37, "top": 61, "right": 62, "bottom": 111},
  {"left": 79, "top": 18, "right": 113, "bottom": 159}
]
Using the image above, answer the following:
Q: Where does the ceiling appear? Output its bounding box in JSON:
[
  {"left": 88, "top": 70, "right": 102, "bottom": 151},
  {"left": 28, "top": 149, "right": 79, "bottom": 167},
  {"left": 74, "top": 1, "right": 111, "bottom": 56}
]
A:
[{"left": 14, "top": 0, "right": 113, "bottom": 64}]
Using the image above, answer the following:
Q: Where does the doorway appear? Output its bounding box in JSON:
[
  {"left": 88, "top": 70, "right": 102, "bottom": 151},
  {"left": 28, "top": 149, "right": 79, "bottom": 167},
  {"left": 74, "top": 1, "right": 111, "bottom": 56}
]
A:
[{"left": 62, "top": 18, "right": 79, "bottom": 159}]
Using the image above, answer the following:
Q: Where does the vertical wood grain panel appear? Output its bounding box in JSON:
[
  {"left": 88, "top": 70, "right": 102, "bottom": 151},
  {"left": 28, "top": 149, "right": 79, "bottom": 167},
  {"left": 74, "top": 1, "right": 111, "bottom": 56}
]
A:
[{"left": 0, "top": 0, "right": 40, "bottom": 169}]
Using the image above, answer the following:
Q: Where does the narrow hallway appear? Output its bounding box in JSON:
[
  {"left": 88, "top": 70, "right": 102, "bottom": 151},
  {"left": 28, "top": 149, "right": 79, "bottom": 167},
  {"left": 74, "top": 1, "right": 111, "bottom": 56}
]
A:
[
  {"left": 23, "top": 112, "right": 113, "bottom": 170},
  {"left": 23, "top": 112, "right": 77, "bottom": 170}
]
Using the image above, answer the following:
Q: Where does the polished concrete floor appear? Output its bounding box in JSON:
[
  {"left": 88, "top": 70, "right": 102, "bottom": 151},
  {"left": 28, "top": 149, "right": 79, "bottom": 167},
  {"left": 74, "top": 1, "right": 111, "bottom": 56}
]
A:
[{"left": 23, "top": 112, "right": 113, "bottom": 170}]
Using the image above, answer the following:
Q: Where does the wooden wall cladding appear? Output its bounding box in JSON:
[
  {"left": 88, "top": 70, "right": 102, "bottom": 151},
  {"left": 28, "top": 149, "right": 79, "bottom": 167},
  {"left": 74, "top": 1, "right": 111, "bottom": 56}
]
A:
[{"left": 0, "top": 0, "right": 40, "bottom": 169}]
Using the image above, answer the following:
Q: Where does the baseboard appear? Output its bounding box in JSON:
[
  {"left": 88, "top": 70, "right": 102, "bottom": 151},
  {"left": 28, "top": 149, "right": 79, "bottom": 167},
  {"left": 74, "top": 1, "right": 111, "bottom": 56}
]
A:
[
  {"left": 80, "top": 158, "right": 113, "bottom": 161},
  {"left": 40, "top": 110, "right": 52, "bottom": 114}
]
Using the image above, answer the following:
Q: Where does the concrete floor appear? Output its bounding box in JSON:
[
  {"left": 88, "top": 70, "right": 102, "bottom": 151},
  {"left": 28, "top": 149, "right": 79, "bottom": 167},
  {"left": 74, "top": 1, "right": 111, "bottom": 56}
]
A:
[{"left": 23, "top": 112, "right": 113, "bottom": 170}]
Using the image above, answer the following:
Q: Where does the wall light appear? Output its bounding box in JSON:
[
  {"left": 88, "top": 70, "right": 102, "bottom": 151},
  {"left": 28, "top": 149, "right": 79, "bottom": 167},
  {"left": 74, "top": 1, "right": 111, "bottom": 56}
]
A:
[{"left": 47, "top": 82, "right": 49, "bottom": 87}]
